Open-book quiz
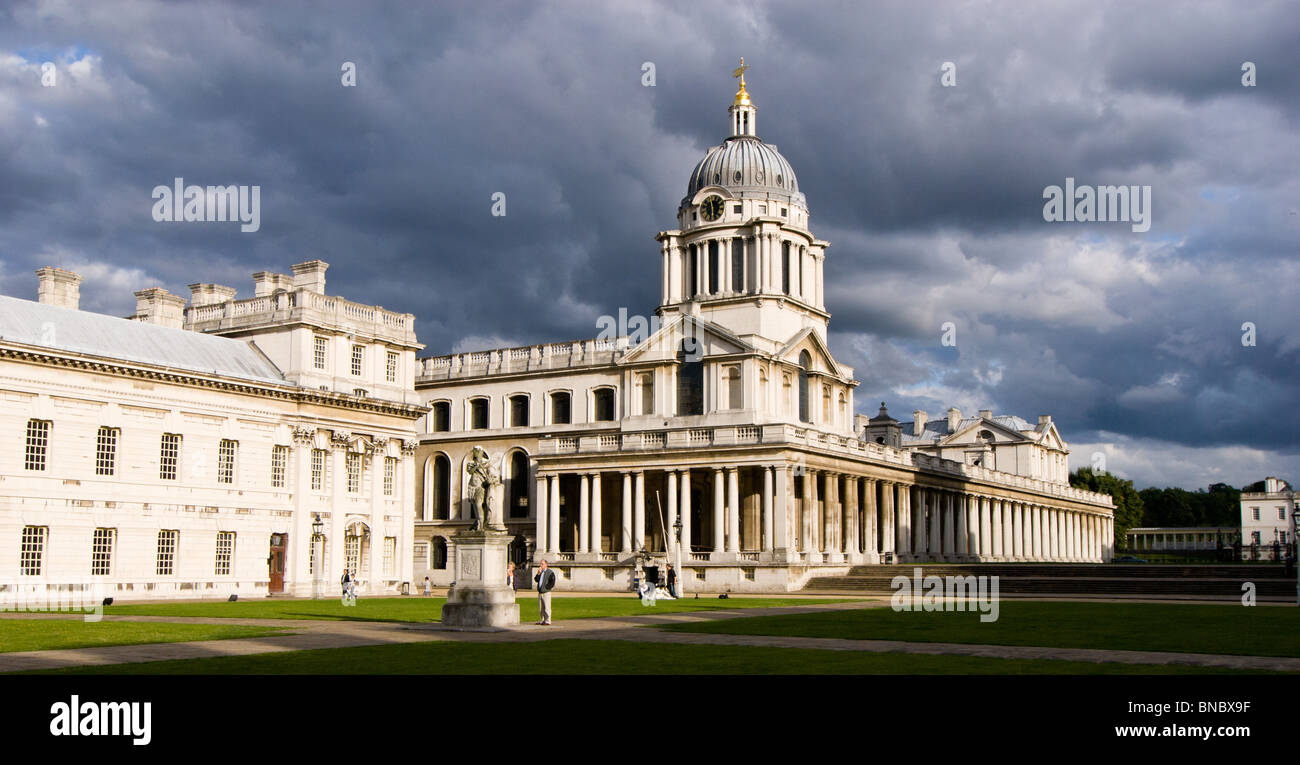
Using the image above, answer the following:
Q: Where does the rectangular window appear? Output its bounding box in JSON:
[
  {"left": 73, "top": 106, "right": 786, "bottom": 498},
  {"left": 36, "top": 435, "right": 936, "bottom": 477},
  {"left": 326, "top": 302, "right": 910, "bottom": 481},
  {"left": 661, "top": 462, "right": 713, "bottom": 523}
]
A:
[
  {"left": 384, "top": 456, "right": 396, "bottom": 496},
  {"left": 1252, "top": 508, "right": 1260, "bottom": 521},
  {"left": 215, "top": 531, "right": 235, "bottom": 575},
  {"left": 782, "top": 241, "right": 792, "bottom": 295},
  {"left": 383, "top": 537, "right": 396, "bottom": 577},
  {"left": 1280, "top": 508, "right": 1287, "bottom": 521},
  {"left": 470, "top": 399, "right": 489, "bottom": 430},
  {"left": 708, "top": 240, "right": 719, "bottom": 294},
  {"left": 347, "top": 453, "right": 362, "bottom": 494},
  {"left": 351, "top": 345, "right": 365, "bottom": 376},
  {"left": 156, "top": 530, "right": 178, "bottom": 575},
  {"left": 311, "top": 449, "right": 326, "bottom": 492},
  {"left": 218, "top": 439, "right": 237, "bottom": 484},
  {"left": 20, "top": 526, "right": 46, "bottom": 576},
  {"left": 386, "top": 351, "right": 399, "bottom": 383},
  {"left": 24, "top": 419, "right": 50, "bottom": 471},
  {"left": 314, "top": 336, "right": 328, "bottom": 370},
  {"left": 95, "top": 426, "right": 119, "bottom": 476},
  {"left": 159, "top": 433, "right": 181, "bottom": 480},
  {"left": 91, "top": 528, "right": 115, "bottom": 576},
  {"left": 731, "top": 238, "right": 744, "bottom": 292},
  {"left": 432, "top": 402, "right": 450, "bottom": 432},
  {"left": 271, "top": 445, "right": 288, "bottom": 488}
]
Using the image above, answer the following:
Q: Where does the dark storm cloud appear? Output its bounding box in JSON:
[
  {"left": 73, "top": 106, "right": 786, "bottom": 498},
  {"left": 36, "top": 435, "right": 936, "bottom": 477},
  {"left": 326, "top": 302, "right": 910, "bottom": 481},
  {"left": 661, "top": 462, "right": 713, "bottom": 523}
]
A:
[{"left": 0, "top": 0, "right": 1296, "bottom": 488}]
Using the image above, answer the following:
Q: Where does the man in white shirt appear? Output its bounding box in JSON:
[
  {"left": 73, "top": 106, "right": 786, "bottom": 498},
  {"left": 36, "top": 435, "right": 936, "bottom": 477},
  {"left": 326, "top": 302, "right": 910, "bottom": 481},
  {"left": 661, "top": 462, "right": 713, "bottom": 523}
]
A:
[{"left": 534, "top": 559, "right": 557, "bottom": 625}]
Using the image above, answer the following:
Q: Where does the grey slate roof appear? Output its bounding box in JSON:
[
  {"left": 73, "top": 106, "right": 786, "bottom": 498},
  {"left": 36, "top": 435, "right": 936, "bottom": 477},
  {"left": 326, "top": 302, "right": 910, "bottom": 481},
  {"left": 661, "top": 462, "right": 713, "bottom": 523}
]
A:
[{"left": 0, "top": 295, "right": 286, "bottom": 385}]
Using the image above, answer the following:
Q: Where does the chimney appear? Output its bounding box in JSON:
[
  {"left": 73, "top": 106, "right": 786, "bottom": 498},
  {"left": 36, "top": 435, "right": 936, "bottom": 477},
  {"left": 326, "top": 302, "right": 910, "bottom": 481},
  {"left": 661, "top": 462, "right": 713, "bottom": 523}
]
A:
[
  {"left": 188, "top": 283, "right": 238, "bottom": 307},
  {"left": 132, "top": 287, "right": 187, "bottom": 329},
  {"left": 912, "top": 410, "right": 928, "bottom": 437},
  {"left": 35, "top": 267, "right": 82, "bottom": 309},
  {"left": 978, "top": 409, "right": 992, "bottom": 420},
  {"left": 290, "top": 260, "right": 328, "bottom": 294},
  {"left": 252, "top": 271, "right": 295, "bottom": 297},
  {"left": 1038, "top": 414, "right": 1052, "bottom": 427},
  {"left": 946, "top": 407, "right": 961, "bottom": 433}
]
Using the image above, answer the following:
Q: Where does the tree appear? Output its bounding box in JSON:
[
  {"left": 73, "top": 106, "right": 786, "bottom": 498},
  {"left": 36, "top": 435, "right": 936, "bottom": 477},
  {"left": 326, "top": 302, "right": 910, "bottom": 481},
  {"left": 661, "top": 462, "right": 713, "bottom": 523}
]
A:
[{"left": 1070, "top": 467, "right": 1144, "bottom": 550}]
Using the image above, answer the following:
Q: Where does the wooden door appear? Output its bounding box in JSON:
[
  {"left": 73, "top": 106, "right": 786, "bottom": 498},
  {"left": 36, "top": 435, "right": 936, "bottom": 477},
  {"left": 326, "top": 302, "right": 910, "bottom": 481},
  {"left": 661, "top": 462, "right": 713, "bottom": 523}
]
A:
[{"left": 268, "top": 533, "right": 287, "bottom": 593}]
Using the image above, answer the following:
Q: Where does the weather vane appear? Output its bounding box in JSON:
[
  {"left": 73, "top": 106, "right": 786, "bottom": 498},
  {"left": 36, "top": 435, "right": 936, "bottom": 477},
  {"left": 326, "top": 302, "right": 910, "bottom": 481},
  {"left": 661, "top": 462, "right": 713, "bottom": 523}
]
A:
[{"left": 732, "top": 57, "right": 749, "bottom": 82}]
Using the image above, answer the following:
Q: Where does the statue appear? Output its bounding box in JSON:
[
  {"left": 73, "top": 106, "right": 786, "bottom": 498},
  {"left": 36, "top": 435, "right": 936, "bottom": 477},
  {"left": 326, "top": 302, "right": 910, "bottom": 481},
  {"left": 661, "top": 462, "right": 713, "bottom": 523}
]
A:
[{"left": 465, "top": 446, "right": 502, "bottom": 531}]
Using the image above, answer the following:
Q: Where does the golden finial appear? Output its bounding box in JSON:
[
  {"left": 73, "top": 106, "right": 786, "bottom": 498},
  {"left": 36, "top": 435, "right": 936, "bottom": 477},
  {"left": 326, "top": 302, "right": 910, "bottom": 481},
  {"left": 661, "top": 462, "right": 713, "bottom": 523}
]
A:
[{"left": 732, "top": 57, "right": 751, "bottom": 106}]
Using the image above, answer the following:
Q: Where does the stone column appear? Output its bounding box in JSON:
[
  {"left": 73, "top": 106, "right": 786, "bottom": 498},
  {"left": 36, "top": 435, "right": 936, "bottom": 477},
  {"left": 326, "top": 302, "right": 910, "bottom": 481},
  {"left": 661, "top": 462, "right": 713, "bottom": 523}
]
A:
[
  {"left": 897, "top": 484, "right": 911, "bottom": 559},
  {"left": 979, "top": 496, "right": 992, "bottom": 559},
  {"left": 773, "top": 465, "right": 789, "bottom": 554},
  {"left": 955, "top": 493, "right": 968, "bottom": 559},
  {"left": 912, "top": 486, "right": 926, "bottom": 558},
  {"left": 1002, "top": 499, "right": 1014, "bottom": 560},
  {"left": 679, "top": 470, "right": 692, "bottom": 557},
  {"left": 591, "top": 473, "right": 603, "bottom": 555},
  {"left": 928, "top": 489, "right": 942, "bottom": 560},
  {"left": 633, "top": 471, "right": 646, "bottom": 551},
  {"left": 1009, "top": 501, "right": 1021, "bottom": 560},
  {"left": 824, "top": 472, "right": 840, "bottom": 561},
  {"left": 942, "top": 492, "right": 955, "bottom": 560},
  {"left": 534, "top": 473, "right": 549, "bottom": 559},
  {"left": 726, "top": 467, "right": 740, "bottom": 553},
  {"left": 578, "top": 474, "right": 590, "bottom": 554},
  {"left": 762, "top": 466, "right": 775, "bottom": 552},
  {"left": 864, "top": 479, "right": 879, "bottom": 559},
  {"left": 845, "top": 476, "right": 860, "bottom": 559},
  {"left": 621, "top": 473, "right": 633, "bottom": 554},
  {"left": 1032, "top": 505, "right": 1042, "bottom": 560},
  {"left": 989, "top": 499, "right": 1002, "bottom": 560},
  {"left": 666, "top": 471, "right": 678, "bottom": 558},
  {"left": 880, "top": 481, "right": 895, "bottom": 557},
  {"left": 712, "top": 468, "right": 725, "bottom": 554},
  {"left": 548, "top": 474, "right": 560, "bottom": 555}
]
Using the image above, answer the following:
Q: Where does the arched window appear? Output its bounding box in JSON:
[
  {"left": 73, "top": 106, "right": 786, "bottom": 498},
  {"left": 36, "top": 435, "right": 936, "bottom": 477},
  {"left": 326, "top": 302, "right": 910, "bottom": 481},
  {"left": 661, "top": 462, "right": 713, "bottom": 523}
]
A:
[
  {"left": 798, "top": 351, "right": 811, "bottom": 423},
  {"left": 782, "top": 373, "right": 792, "bottom": 416},
  {"left": 432, "top": 454, "right": 451, "bottom": 520},
  {"left": 593, "top": 388, "right": 616, "bottom": 421},
  {"left": 725, "top": 366, "right": 742, "bottom": 410},
  {"left": 469, "top": 398, "right": 488, "bottom": 430},
  {"left": 687, "top": 245, "right": 698, "bottom": 297},
  {"left": 509, "top": 394, "right": 529, "bottom": 427},
  {"left": 838, "top": 391, "right": 847, "bottom": 425},
  {"left": 507, "top": 451, "right": 530, "bottom": 519},
  {"left": 782, "top": 241, "right": 792, "bottom": 295},
  {"left": 708, "top": 240, "right": 719, "bottom": 294},
  {"left": 758, "top": 368, "right": 769, "bottom": 412},
  {"left": 432, "top": 537, "right": 448, "bottom": 570},
  {"left": 677, "top": 340, "right": 704, "bottom": 416},
  {"left": 550, "top": 392, "right": 572, "bottom": 424},
  {"left": 821, "top": 386, "right": 831, "bottom": 424},
  {"left": 431, "top": 401, "right": 450, "bottom": 432}
]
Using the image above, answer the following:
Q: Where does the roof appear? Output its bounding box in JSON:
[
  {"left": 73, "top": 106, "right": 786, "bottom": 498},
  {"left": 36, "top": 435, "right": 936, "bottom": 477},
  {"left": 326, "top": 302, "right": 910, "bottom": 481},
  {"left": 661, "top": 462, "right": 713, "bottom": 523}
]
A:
[
  {"left": 687, "top": 136, "right": 801, "bottom": 199},
  {"left": 896, "top": 413, "right": 1038, "bottom": 446},
  {"left": 0, "top": 295, "right": 286, "bottom": 385}
]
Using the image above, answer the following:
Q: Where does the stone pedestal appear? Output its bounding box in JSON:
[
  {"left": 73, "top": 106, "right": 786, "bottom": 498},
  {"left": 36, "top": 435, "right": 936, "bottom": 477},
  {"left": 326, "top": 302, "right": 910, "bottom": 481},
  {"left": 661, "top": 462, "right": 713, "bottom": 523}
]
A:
[{"left": 440, "top": 530, "right": 519, "bottom": 629}]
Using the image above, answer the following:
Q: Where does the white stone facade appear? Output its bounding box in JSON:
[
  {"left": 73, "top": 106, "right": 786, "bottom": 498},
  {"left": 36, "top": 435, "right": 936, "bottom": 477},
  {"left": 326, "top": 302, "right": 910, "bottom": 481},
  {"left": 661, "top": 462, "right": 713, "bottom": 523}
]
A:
[
  {"left": 0, "top": 263, "right": 426, "bottom": 601},
  {"left": 1240, "top": 476, "right": 1296, "bottom": 558}
]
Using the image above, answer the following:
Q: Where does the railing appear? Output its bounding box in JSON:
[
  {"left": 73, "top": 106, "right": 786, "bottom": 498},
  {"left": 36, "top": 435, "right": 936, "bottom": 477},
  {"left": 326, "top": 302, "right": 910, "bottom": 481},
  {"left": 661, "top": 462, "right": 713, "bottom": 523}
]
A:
[
  {"left": 689, "top": 552, "right": 711, "bottom": 562},
  {"left": 599, "top": 434, "right": 620, "bottom": 450},
  {"left": 599, "top": 553, "right": 619, "bottom": 562},
  {"left": 416, "top": 336, "right": 635, "bottom": 381},
  {"left": 185, "top": 288, "right": 414, "bottom": 335}
]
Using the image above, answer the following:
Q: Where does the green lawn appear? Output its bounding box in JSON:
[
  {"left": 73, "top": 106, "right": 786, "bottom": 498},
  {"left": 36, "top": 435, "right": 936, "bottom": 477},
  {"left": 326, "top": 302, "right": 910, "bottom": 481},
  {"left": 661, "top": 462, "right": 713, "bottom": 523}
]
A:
[
  {"left": 660, "top": 601, "right": 1300, "bottom": 658},
  {"left": 0, "top": 619, "right": 291, "bottom": 653},
  {"left": 104, "top": 596, "right": 849, "bottom": 623},
  {"left": 21, "top": 638, "right": 1275, "bottom": 675}
]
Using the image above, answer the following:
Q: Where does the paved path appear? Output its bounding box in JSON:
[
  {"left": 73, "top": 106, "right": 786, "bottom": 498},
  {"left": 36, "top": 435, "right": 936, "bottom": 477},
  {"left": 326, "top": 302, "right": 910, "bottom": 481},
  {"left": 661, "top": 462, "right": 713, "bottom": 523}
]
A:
[{"left": 3, "top": 601, "right": 1298, "bottom": 673}]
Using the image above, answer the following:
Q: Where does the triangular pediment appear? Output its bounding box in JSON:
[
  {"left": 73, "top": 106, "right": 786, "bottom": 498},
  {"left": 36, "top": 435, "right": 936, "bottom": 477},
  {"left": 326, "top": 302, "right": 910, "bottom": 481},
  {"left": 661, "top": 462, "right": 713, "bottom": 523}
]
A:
[
  {"left": 941, "top": 417, "right": 1033, "bottom": 447},
  {"left": 620, "top": 314, "right": 753, "bottom": 364},
  {"left": 775, "top": 327, "right": 848, "bottom": 379}
]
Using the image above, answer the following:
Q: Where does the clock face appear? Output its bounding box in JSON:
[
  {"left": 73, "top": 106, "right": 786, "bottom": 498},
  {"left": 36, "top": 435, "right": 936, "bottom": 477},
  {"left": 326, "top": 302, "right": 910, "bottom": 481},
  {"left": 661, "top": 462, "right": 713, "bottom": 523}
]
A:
[{"left": 701, "top": 195, "right": 724, "bottom": 222}]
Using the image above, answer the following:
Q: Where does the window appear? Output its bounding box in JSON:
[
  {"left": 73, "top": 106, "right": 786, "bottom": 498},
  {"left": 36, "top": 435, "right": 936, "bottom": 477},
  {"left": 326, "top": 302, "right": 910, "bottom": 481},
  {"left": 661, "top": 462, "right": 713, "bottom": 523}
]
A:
[
  {"left": 431, "top": 401, "right": 451, "bottom": 432},
  {"left": 676, "top": 340, "right": 703, "bottom": 416},
  {"left": 386, "top": 351, "right": 399, "bottom": 383},
  {"left": 353, "top": 388, "right": 368, "bottom": 398},
  {"left": 731, "top": 238, "right": 744, "bottom": 291},
  {"left": 383, "top": 537, "right": 396, "bottom": 577},
  {"left": 687, "top": 245, "right": 698, "bottom": 296},
  {"left": 95, "top": 426, "right": 119, "bottom": 476},
  {"left": 344, "top": 532, "right": 361, "bottom": 577},
  {"left": 432, "top": 537, "right": 448, "bottom": 569},
  {"left": 1252, "top": 508, "right": 1260, "bottom": 521},
  {"left": 271, "top": 445, "right": 288, "bottom": 488},
  {"left": 215, "top": 531, "right": 235, "bottom": 575},
  {"left": 550, "top": 392, "right": 572, "bottom": 424},
  {"left": 510, "top": 394, "right": 530, "bottom": 427},
  {"left": 218, "top": 439, "right": 237, "bottom": 484},
  {"left": 311, "top": 449, "right": 327, "bottom": 492},
  {"left": 20, "top": 526, "right": 46, "bottom": 575},
  {"left": 638, "top": 373, "right": 654, "bottom": 415},
  {"left": 351, "top": 345, "right": 365, "bottom": 377},
  {"left": 821, "top": 386, "right": 831, "bottom": 424},
  {"left": 507, "top": 451, "right": 530, "bottom": 519},
  {"left": 708, "top": 240, "right": 719, "bottom": 294},
  {"left": 91, "top": 528, "right": 115, "bottom": 576},
  {"left": 314, "top": 336, "right": 328, "bottom": 370},
  {"left": 782, "top": 241, "right": 792, "bottom": 295},
  {"left": 725, "top": 366, "right": 742, "bottom": 410},
  {"left": 156, "top": 530, "right": 178, "bottom": 575},
  {"left": 593, "top": 388, "right": 615, "bottom": 421},
  {"left": 24, "top": 419, "right": 50, "bottom": 471},
  {"left": 431, "top": 454, "right": 451, "bottom": 520},
  {"left": 159, "top": 433, "right": 181, "bottom": 480},
  {"left": 470, "top": 398, "right": 489, "bottom": 430},
  {"left": 797, "top": 351, "right": 811, "bottom": 423},
  {"left": 347, "top": 453, "right": 363, "bottom": 494},
  {"left": 1251, "top": 531, "right": 1261, "bottom": 545},
  {"left": 384, "top": 456, "right": 396, "bottom": 496},
  {"left": 1280, "top": 508, "right": 1288, "bottom": 521}
]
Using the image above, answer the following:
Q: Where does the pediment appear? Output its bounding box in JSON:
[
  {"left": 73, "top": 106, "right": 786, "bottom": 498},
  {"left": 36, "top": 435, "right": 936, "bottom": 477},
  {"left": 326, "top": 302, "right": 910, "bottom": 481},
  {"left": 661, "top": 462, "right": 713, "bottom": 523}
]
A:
[
  {"left": 775, "top": 327, "right": 847, "bottom": 379},
  {"left": 620, "top": 314, "right": 753, "bottom": 364}
]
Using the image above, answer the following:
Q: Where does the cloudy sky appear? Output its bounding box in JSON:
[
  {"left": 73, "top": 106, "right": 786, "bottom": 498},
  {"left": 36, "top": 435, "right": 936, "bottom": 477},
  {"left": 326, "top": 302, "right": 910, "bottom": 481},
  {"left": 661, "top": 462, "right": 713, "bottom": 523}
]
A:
[{"left": 1, "top": 0, "right": 1297, "bottom": 490}]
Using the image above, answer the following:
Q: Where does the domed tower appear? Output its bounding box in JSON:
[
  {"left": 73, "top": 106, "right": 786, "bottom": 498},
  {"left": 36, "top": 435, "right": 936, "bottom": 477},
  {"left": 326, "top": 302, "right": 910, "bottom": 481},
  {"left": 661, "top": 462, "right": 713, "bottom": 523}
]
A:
[{"left": 655, "top": 61, "right": 831, "bottom": 350}]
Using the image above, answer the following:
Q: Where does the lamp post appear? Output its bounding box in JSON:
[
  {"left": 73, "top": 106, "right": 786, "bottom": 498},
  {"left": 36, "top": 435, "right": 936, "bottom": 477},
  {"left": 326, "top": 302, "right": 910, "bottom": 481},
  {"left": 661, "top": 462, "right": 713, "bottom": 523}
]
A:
[
  {"left": 673, "top": 513, "right": 685, "bottom": 598},
  {"left": 311, "top": 513, "right": 324, "bottom": 600},
  {"left": 1291, "top": 505, "right": 1299, "bottom": 607}
]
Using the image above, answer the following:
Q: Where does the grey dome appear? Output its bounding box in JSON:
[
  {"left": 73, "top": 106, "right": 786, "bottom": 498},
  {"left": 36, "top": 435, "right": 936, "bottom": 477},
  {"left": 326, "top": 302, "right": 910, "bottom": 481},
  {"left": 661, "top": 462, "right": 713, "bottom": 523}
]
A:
[{"left": 687, "top": 137, "right": 800, "bottom": 198}]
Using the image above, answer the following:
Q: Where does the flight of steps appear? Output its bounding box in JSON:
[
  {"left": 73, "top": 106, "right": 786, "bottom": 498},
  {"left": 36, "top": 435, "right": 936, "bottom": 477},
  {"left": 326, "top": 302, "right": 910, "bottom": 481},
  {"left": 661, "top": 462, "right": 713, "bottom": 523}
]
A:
[{"left": 803, "top": 564, "right": 1297, "bottom": 600}]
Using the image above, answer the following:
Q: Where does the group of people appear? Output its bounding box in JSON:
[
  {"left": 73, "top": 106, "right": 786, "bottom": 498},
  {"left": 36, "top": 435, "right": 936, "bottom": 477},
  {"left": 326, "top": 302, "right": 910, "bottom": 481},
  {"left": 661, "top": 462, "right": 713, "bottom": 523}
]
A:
[
  {"left": 339, "top": 570, "right": 359, "bottom": 606},
  {"left": 636, "top": 562, "right": 678, "bottom": 606}
]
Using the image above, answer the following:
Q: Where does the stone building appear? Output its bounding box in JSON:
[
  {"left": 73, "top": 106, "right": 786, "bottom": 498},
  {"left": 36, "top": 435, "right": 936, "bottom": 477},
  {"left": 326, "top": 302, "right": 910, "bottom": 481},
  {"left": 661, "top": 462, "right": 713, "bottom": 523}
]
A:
[
  {"left": 1240, "top": 476, "right": 1295, "bottom": 559},
  {"left": 411, "top": 71, "right": 1115, "bottom": 593},
  {"left": 0, "top": 262, "right": 425, "bottom": 601}
]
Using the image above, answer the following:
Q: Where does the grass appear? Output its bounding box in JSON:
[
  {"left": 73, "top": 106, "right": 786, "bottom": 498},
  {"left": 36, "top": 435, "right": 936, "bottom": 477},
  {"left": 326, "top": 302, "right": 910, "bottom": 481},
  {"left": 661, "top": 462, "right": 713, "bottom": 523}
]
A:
[
  {"left": 22, "top": 638, "right": 1278, "bottom": 675},
  {"left": 103, "top": 596, "right": 848, "bottom": 624},
  {"left": 0, "top": 619, "right": 291, "bottom": 653},
  {"left": 660, "top": 601, "right": 1300, "bottom": 658}
]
